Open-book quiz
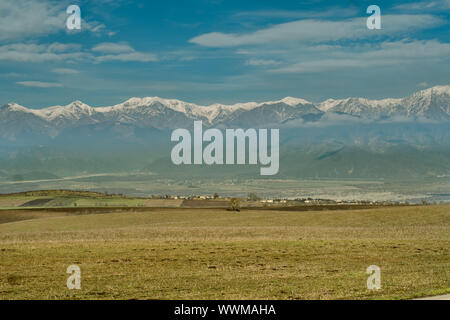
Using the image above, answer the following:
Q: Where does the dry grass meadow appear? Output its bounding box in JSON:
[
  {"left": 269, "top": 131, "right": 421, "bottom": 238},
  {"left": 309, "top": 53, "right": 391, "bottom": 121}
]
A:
[{"left": 0, "top": 204, "right": 449, "bottom": 299}]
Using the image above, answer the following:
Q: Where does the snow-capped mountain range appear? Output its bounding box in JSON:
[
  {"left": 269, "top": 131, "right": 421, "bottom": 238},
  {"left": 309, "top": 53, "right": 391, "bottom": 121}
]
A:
[
  {"left": 1, "top": 86, "right": 449, "bottom": 139},
  {"left": 318, "top": 86, "right": 450, "bottom": 120}
]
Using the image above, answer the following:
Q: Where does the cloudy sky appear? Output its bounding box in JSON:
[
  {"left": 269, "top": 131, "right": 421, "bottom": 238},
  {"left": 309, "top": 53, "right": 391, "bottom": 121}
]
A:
[{"left": 0, "top": 0, "right": 449, "bottom": 108}]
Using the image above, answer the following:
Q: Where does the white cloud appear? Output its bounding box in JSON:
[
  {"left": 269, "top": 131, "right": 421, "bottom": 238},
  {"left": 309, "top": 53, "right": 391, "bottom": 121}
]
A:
[
  {"left": 92, "top": 42, "right": 134, "bottom": 53},
  {"left": 393, "top": 0, "right": 450, "bottom": 11},
  {"left": 189, "top": 15, "right": 444, "bottom": 47},
  {"left": 52, "top": 68, "right": 80, "bottom": 75},
  {"left": 96, "top": 52, "right": 158, "bottom": 63},
  {"left": 0, "top": 0, "right": 108, "bottom": 41},
  {"left": 83, "top": 21, "right": 106, "bottom": 33},
  {"left": 0, "top": 0, "right": 66, "bottom": 41},
  {"left": 47, "top": 43, "right": 82, "bottom": 53},
  {"left": 0, "top": 42, "right": 157, "bottom": 63},
  {"left": 271, "top": 40, "right": 450, "bottom": 73},
  {"left": 246, "top": 58, "right": 280, "bottom": 66},
  {"left": 234, "top": 7, "right": 359, "bottom": 19},
  {"left": 0, "top": 43, "right": 88, "bottom": 63},
  {"left": 16, "top": 81, "right": 63, "bottom": 88},
  {"left": 92, "top": 42, "right": 158, "bottom": 62}
]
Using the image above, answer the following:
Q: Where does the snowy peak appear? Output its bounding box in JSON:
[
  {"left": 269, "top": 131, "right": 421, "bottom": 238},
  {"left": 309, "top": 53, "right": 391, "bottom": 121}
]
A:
[
  {"left": 106, "top": 96, "right": 311, "bottom": 112},
  {"left": 108, "top": 97, "right": 195, "bottom": 112},
  {"left": 95, "top": 96, "right": 314, "bottom": 124},
  {"left": 1, "top": 103, "right": 34, "bottom": 113},
  {"left": 402, "top": 86, "right": 450, "bottom": 119},
  {"left": 266, "top": 97, "right": 312, "bottom": 106},
  {"left": 418, "top": 85, "right": 450, "bottom": 96},
  {"left": 1, "top": 85, "right": 449, "bottom": 139},
  {"left": 318, "top": 99, "right": 340, "bottom": 112},
  {"left": 34, "top": 101, "right": 96, "bottom": 124},
  {"left": 318, "top": 85, "right": 450, "bottom": 120}
]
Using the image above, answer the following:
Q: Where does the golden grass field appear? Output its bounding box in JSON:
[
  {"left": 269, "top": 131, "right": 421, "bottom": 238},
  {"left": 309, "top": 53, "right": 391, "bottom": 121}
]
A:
[{"left": 0, "top": 205, "right": 449, "bottom": 299}]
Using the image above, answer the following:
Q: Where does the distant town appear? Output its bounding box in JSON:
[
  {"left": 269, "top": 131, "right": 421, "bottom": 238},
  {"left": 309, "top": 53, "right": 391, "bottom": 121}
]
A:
[
  {"left": 148, "top": 193, "right": 422, "bottom": 207},
  {"left": 0, "top": 189, "right": 440, "bottom": 210}
]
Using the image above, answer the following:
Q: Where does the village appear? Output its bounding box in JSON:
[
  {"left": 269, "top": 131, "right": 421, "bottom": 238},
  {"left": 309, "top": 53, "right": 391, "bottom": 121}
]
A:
[{"left": 148, "top": 192, "right": 406, "bottom": 208}]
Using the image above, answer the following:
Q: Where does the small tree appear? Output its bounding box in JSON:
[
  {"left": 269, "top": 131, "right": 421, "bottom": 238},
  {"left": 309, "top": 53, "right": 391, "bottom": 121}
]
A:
[
  {"left": 229, "top": 198, "right": 241, "bottom": 212},
  {"left": 213, "top": 192, "right": 219, "bottom": 199}
]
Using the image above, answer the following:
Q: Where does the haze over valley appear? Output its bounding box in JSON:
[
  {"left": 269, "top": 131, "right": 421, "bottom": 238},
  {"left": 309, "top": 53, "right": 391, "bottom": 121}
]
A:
[{"left": 1, "top": 86, "right": 450, "bottom": 202}]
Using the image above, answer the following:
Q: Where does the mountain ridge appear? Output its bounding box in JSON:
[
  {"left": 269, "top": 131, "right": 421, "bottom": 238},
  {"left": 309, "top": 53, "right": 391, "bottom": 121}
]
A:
[{"left": 1, "top": 85, "right": 449, "bottom": 139}]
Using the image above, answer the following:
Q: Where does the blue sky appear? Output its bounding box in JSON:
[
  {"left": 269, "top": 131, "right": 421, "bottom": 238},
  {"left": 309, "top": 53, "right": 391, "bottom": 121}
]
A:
[{"left": 0, "top": 0, "right": 449, "bottom": 108}]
